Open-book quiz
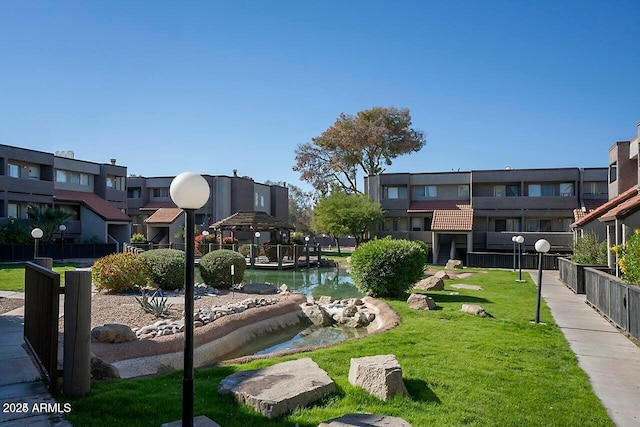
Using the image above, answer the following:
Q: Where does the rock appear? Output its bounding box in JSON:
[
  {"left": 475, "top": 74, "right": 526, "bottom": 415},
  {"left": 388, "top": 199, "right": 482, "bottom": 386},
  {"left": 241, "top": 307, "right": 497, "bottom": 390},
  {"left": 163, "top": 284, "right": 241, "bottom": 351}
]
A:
[
  {"left": 342, "top": 305, "right": 358, "bottom": 317},
  {"left": 450, "top": 284, "right": 483, "bottom": 291},
  {"left": 138, "top": 325, "right": 157, "bottom": 335},
  {"left": 91, "top": 324, "right": 137, "bottom": 343},
  {"left": 353, "top": 298, "right": 364, "bottom": 306},
  {"left": 318, "top": 295, "right": 334, "bottom": 304},
  {"left": 218, "top": 358, "right": 336, "bottom": 419},
  {"left": 242, "top": 283, "right": 277, "bottom": 295},
  {"left": 407, "top": 294, "right": 437, "bottom": 310},
  {"left": 434, "top": 270, "right": 450, "bottom": 280},
  {"left": 461, "top": 304, "right": 486, "bottom": 317},
  {"left": 319, "top": 414, "right": 412, "bottom": 427},
  {"left": 348, "top": 354, "right": 408, "bottom": 401},
  {"left": 301, "top": 303, "right": 334, "bottom": 326},
  {"left": 445, "top": 259, "right": 463, "bottom": 269},
  {"left": 90, "top": 356, "right": 119, "bottom": 380},
  {"left": 413, "top": 276, "right": 444, "bottom": 291},
  {"left": 138, "top": 333, "right": 155, "bottom": 340},
  {"left": 279, "top": 284, "right": 289, "bottom": 293},
  {"left": 345, "top": 311, "right": 371, "bottom": 328}
]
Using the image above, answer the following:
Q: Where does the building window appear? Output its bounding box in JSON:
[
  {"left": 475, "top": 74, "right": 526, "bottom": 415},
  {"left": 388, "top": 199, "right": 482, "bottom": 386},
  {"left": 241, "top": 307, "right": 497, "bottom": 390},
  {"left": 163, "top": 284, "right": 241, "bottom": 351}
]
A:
[
  {"left": 506, "top": 184, "right": 520, "bottom": 196},
  {"left": 127, "top": 187, "right": 141, "bottom": 198},
  {"left": 106, "top": 175, "right": 125, "bottom": 190},
  {"left": 385, "top": 186, "right": 408, "bottom": 199},
  {"left": 70, "top": 172, "right": 80, "bottom": 185},
  {"left": 7, "top": 203, "right": 18, "bottom": 218},
  {"left": 559, "top": 183, "right": 574, "bottom": 196},
  {"left": 27, "top": 165, "right": 40, "bottom": 179},
  {"left": 609, "top": 162, "right": 617, "bottom": 183},
  {"left": 494, "top": 185, "right": 506, "bottom": 197},
  {"left": 8, "top": 163, "right": 19, "bottom": 178},
  {"left": 152, "top": 187, "right": 170, "bottom": 198},
  {"left": 527, "top": 219, "right": 553, "bottom": 232},
  {"left": 458, "top": 185, "right": 470, "bottom": 197},
  {"left": 495, "top": 218, "right": 520, "bottom": 232},
  {"left": 195, "top": 214, "right": 206, "bottom": 225},
  {"left": 254, "top": 192, "right": 265, "bottom": 208},
  {"left": 528, "top": 184, "right": 555, "bottom": 197},
  {"left": 383, "top": 217, "right": 408, "bottom": 232},
  {"left": 7, "top": 202, "right": 30, "bottom": 219},
  {"left": 80, "top": 173, "right": 89, "bottom": 186},
  {"left": 583, "top": 181, "right": 607, "bottom": 195},
  {"left": 412, "top": 186, "right": 435, "bottom": 198}
]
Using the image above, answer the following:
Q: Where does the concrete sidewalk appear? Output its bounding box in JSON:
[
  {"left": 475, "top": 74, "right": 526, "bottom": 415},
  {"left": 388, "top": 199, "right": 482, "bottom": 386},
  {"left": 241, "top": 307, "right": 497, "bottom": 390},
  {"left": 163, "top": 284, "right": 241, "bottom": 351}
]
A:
[
  {"left": 532, "top": 270, "right": 640, "bottom": 427},
  {"left": 0, "top": 292, "right": 71, "bottom": 426}
]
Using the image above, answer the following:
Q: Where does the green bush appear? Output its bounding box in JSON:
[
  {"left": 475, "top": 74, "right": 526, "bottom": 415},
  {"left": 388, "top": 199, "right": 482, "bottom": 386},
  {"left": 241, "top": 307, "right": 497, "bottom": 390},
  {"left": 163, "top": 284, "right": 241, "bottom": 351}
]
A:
[
  {"left": 414, "top": 240, "right": 430, "bottom": 262},
  {"left": 350, "top": 238, "right": 427, "bottom": 298},
  {"left": 613, "top": 229, "right": 640, "bottom": 285},
  {"left": 141, "top": 249, "right": 185, "bottom": 291},
  {"left": 238, "top": 244, "right": 251, "bottom": 258},
  {"left": 198, "top": 249, "right": 246, "bottom": 289},
  {"left": 572, "top": 233, "right": 607, "bottom": 265},
  {"left": 130, "top": 233, "right": 146, "bottom": 243},
  {"left": 0, "top": 220, "right": 31, "bottom": 244},
  {"left": 92, "top": 252, "right": 149, "bottom": 293}
]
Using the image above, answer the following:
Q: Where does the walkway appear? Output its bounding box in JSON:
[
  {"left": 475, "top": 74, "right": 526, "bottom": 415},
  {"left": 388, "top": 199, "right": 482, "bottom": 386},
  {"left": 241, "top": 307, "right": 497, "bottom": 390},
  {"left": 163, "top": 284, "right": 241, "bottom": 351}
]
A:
[
  {"left": 0, "top": 291, "right": 71, "bottom": 426},
  {"left": 531, "top": 270, "right": 640, "bottom": 427}
]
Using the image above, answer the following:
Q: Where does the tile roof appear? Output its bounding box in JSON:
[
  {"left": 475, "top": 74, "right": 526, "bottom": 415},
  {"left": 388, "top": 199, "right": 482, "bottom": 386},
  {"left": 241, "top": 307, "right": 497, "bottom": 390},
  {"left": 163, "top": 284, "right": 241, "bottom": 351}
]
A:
[
  {"left": 571, "top": 186, "right": 638, "bottom": 228},
  {"left": 407, "top": 200, "right": 471, "bottom": 212},
  {"left": 573, "top": 199, "right": 608, "bottom": 222},
  {"left": 599, "top": 194, "right": 640, "bottom": 222},
  {"left": 145, "top": 208, "right": 184, "bottom": 224},
  {"left": 54, "top": 190, "right": 130, "bottom": 222},
  {"left": 431, "top": 208, "right": 474, "bottom": 231},
  {"left": 140, "top": 202, "right": 177, "bottom": 211}
]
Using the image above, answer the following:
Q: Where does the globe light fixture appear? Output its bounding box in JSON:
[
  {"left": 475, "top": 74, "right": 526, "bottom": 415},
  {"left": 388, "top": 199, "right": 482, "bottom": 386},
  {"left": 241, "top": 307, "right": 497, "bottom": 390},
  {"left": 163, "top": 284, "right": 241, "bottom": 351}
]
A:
[
  {"left": 169, "top": 172, "right": 210, "bottom": 427},
  {"left": 59, "top": 224, "right": 67, "bottom": 261},
  {"left": 534, "top": 239, "right": 551, "bottom": 324},
  {"left": 31, "top": 228, "right": 43, "bottom": 259},
  {"left": 511, "top": 235, "right": 518, "bottom": 271},
  {"left": 515, "top": 235, "right": 525, "bottom": 282}
]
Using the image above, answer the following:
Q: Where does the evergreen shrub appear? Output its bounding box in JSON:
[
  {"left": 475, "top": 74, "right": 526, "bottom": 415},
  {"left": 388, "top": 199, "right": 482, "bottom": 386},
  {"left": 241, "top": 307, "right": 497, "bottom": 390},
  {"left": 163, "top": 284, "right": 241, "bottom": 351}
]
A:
[
  {"left": 92, "top": 252, "right": 149, "bottom": 293},
  {"left": 199, "top": 249, "right": 246, "bottom": 289},
  {"left": 141, "top": 249, "right": 185, "bottom": 291}
]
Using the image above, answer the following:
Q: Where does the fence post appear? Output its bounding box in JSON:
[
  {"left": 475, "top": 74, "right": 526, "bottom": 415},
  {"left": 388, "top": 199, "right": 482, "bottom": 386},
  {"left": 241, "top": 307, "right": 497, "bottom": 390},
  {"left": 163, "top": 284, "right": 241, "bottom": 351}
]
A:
[
  {"left": 293, "top": 245, "right": 298, "bottom": 270},
  {"left": 63, "top": 271, "right": 91, "bottom": 397},
  {"left": 277, "top": 245, "right": 282, "bottom": 270},
  {"left": 33, "top": 257, "right": 53, "bottom": 270},
  {"left": 306, "top": 244, "right": 310, "bottom": 268},
  {"left": 250, "top": 245, "right": 255, "bottom": 269},
  {"left": 316, "top": 243, "right": 321, "bottom": 265}
]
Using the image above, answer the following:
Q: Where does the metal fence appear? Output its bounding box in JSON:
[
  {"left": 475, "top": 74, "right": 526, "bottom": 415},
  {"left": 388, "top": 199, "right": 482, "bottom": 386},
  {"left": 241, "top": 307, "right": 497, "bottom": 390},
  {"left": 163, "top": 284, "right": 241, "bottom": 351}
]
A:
[
  {"left": 0, "top": 243, "right": 118, "bottom": 262},
  {"left": 466, "top": 252, "right": 561, "bottom": 270}
]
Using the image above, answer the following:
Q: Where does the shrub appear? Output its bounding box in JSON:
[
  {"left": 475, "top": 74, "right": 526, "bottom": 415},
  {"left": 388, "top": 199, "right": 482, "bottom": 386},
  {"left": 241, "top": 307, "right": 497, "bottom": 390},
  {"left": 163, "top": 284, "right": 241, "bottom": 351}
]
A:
[
  {"left": 130, "top": 233, "right": 146, "bottom": 243},
  {"left": 0, "top": 220, "right": 31, "bottom": 244},
  {"left": 92, "top": 252, "right": 149, "bottom": 293},
  {"left": 199, "top": 249, "right": 246, "bottom": 289},
  {"left": 135, "top": 290, "right": 173, "bottom": 317},
  {"left": 572, "top": 233, "right": 607, "bottom": 265},
  {"left": 195, "top": 233, "right": 217, "bottom": 255},
  {"left": 414, "top": 240, "right": 430, "bottom": 262},
  {"left": 238, "top": 244, "right": 251, "bottom": 258},
  {"left": 141, "top": 249, "right": 185, "bottom": 291},
  {"left": 222, "top": 236, "right": 238, "bottom": 245},
  {"left": 350, "top": 238, "right": 427, "bottom": 298},
  {"left": 613, "top": 229, "right": 640, "bottom": 285}
]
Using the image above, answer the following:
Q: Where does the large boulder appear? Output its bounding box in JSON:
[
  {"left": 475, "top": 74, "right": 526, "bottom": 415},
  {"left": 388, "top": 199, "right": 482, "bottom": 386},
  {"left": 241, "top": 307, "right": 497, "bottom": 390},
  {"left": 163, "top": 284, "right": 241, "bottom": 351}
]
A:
[
  {"left": 413, "top": 276, "right": 444, "bottom": 291},
  {"left": 460, "top": 304, "right": 486, "bottom": 317},
  {"left": 319, "top": 414, "right": 412, "bottom": 427},
  {"left": 434, "top": 270, "right": 450, "bottom": 280},
  {"left": 301, "top": 303, "right": 334, "bottom": 326},
  {"left": 407, "top": 294, "right": 437, "bottom": 310},
  {"left": 218, "top": 358, "right": 336, "bottom": 419},
  {"left": 445, "top": 259, "right": 463, "bottom": 270},
  {"left": 348, "top": 354, "right": 408, "bottom": 401},
  {"left": 91, "top": 324, "right": 136, "bottom": 343}
]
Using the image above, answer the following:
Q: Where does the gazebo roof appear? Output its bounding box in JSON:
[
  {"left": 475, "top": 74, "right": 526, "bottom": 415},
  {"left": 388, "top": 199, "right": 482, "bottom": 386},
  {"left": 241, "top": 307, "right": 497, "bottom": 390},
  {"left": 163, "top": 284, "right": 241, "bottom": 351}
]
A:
[{"left": 209, "top": 211, "right": 295, "bottom": 232}]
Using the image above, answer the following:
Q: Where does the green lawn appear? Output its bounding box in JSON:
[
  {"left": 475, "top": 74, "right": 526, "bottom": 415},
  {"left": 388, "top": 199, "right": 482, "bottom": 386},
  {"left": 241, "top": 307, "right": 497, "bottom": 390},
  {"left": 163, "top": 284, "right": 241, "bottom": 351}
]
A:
[
  {"left": 0, "top": 263, "right": 78, "bottom": 291},
  {"left": 61, "top": 270, "right": 612, "bottom": 426},
  {"left": 322, "top": 250, "right": 353, "bottom": 266}
]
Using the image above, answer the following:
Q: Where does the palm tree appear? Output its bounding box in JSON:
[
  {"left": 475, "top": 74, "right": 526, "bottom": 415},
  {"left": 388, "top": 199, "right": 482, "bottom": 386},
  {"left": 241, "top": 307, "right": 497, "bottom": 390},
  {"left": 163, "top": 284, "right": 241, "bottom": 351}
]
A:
[{"left": 27, "top": 206, "right": 74, "bottom": 242}]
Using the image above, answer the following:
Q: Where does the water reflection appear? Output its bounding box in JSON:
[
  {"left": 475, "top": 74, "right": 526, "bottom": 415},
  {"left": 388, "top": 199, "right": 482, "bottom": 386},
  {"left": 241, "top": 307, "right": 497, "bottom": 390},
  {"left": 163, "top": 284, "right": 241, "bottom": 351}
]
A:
[{"left": 255, "top": 324, "right": 369, "bottom": 355}]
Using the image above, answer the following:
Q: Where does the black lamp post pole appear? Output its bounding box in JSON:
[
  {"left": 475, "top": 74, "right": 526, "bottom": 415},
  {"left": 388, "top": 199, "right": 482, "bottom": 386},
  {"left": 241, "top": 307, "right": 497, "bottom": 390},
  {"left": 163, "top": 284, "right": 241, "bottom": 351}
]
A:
[
  {"left": 512, "top": 240, "right": 516, "bottom": 271},
  {"left": 536, "top": 251, "right": 543, "bottom": 323},
  {"left": 183, "top": 209, "right": 195, "bottom": 427},
  {"left": 518, "top": 243, "right": 523, "bottom": 281}
]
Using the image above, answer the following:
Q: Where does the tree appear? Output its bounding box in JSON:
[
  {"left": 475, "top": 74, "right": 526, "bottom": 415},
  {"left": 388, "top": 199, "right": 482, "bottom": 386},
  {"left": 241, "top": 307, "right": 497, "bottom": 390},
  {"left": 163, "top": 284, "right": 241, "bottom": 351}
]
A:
[
  {"left": 311, "top": 192, "right": 383, "bottom": 253},
  {"left": 27, "top": 206, "right": 74, "bottom": 242},
  {"left": 294, "top": 106, "right": 426, "bottom": 194}
]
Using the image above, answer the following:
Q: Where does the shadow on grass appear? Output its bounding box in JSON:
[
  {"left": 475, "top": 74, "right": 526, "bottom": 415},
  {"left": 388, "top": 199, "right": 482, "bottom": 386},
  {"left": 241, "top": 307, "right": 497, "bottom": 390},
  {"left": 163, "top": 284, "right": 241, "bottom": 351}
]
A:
[
  {"left": 428, "top": 293, "right": 490, "bottom": 304},
  {"left": 405, "top": 378, "right": 441, "bottom": 404}
]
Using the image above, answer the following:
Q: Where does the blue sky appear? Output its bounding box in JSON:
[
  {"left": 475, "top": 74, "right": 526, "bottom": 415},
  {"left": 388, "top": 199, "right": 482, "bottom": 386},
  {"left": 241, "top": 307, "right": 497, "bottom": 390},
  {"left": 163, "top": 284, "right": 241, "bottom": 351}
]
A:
[{"left": 1, "top": 1, "right": 638, "bottom": 191}]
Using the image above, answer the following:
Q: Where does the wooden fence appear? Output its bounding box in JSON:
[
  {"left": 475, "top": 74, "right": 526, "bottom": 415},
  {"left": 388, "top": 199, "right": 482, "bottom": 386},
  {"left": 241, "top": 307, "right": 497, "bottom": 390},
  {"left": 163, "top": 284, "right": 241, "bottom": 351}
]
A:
[
  {"left": 558, "top": 257, "right": 612, "bottom": 294},
  {"left": 466, "top": 252, "right": 561, "bottom": 269},
  {"left": 584, "top": 267, "right": 640, "bottom": 343}
]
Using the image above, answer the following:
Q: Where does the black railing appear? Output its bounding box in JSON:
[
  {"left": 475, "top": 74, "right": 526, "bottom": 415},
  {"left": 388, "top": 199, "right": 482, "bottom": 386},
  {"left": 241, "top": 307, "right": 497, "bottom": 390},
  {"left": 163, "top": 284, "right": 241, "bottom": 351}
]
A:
[
  {"left": 0, "top": 243, "right": 118, "bottom": 262},
  {"left": 466, "top": 252, "right": 561, "bottom": 270}
]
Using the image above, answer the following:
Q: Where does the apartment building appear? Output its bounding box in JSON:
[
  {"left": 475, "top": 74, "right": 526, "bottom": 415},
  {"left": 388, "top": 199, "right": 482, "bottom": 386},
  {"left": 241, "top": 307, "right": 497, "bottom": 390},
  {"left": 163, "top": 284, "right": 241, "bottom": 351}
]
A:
[
  {"left": 365, "top": 166, "right": 608, "bottom": 264},
  {"left": 0, "top": 145, "right": 131, "bottom": 243},
  {"left": 128, "top": 170, "right": 288, "bottom": 245}
]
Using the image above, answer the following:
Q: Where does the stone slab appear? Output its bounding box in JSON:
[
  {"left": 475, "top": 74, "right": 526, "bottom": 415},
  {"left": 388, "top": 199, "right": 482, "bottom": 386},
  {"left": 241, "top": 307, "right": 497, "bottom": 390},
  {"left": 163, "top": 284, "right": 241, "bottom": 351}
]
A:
[
  {"left": 319, "top": 413, "right": 412, "bottom": 426},
  {"left": 218, "top": 358, "right": 336, "bottom": 419},
  {"left": 450, "top": 284, "right": 482, "bottom": 291},
  {"left": 241, "top": 283, "right": 277, "bottom": 295},
  {"left": 348, "top": 355, "right": 408, "bottom": 401},
  {"left": 161, "top": 415, "right": 221, "bottom": 427}
]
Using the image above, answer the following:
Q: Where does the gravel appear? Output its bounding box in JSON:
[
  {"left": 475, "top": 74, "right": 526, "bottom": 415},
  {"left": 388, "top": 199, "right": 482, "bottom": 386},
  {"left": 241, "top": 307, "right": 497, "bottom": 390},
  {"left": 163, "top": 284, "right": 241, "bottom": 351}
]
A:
[{"left": 0, "top": 297, "right": 24, "bottom": 315}]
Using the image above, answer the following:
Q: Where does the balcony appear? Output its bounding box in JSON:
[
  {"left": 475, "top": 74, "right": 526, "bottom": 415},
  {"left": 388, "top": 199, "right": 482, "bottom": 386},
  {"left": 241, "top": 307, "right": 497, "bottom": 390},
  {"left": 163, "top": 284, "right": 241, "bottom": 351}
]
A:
[
  {"left": 472, "top": 196, "right": 577, "bottom": 210},
  {"left": 484, "top": 231, "right": 573, "bottom": 252},
  {"left": 372, "top": 231, "right": 432, "bottom": 244},
  {"left": 0, "top": 176, "right": 54, "bottom": 195}
]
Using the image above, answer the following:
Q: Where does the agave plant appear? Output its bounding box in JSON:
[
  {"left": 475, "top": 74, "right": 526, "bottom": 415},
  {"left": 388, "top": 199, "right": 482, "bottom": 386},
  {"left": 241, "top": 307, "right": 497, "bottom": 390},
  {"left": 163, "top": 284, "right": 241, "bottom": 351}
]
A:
[{"left": 135, "top": 290, "right": 173, "bottom": 318}]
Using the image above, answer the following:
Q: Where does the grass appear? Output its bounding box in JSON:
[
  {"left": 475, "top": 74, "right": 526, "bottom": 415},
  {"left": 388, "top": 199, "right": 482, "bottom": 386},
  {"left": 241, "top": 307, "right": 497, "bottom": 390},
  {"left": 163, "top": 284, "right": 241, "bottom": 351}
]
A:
[
  {"left": 60, "top": 269, "right": 613, "bottom": 426},
  {"left": 0, "top": 262, "right": 78, "bottom": 291},
  {"left": 322, "top": 249, "right": 353, "bottom": 265}
]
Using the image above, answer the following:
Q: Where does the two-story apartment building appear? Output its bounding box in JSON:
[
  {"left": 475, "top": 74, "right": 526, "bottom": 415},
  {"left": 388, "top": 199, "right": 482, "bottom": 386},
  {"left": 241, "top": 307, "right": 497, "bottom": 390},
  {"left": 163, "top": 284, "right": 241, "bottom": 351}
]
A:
[
  {"left": 365, "top": 166, "right": 608, "bottom": 264},
  {"left": 128, "top": 170, "right": 288, "bottom": 245},
  {"left": 0, "top": 145, "right": 131, "bottom": 243}
]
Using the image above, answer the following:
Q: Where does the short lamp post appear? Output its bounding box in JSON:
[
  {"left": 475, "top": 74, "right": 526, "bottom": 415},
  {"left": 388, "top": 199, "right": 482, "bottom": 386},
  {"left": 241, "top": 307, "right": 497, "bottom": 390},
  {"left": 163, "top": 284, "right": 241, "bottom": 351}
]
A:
[
  {"left": 534, "top": 239, "right": 551, "bottom": 324},
  {"left": 169, "top": 172, "right": 210, "bottom": 427},
  {"left": 515, "top": 235, "right": 525, "bottom": 282},
  {"left": 31, "top": 228, "right": 43, "bottom": 259},
  {"left": 201, "top": 230, "right": 209, "bottom": 254},
  {"left": 254, "top": 231, "right": 261, "bottom": 260},
  {"left": 511, "top": 235, "right": 518, "bottom": 271},
  {"left": 59, "top": 224, "right": 67, "bottom": 261}
]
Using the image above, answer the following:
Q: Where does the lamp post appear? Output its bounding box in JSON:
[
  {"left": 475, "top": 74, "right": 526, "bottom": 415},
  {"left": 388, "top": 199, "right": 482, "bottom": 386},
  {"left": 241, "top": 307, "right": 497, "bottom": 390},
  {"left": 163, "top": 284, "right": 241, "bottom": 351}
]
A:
[
  {"left": 515, "top": 235, "right": 525, "bottom": 282},
  {"left": 201, "top": 230, "right": 209, "bottom": 254},
  {"left": 31, "top": 228, "right": 43, "bottom": 259},
  {"left": 254, "top": 231, "right": 261, "bottom": 261},
  {"left": 169, "top": 172, "right": 210, "bottom": 427},
  {"left": 511, "top": 235, "right": 518, "bottom": 271},
  {"left": 534, "top": 239, "right": 551, "bottom": 324},
  {"left": 59, "top": 224, "right": 67, "bottom": 261}
]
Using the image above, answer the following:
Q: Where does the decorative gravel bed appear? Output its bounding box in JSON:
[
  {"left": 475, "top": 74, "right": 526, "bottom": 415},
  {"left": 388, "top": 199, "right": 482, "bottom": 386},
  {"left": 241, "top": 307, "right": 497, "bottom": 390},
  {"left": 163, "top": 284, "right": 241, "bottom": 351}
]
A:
[{"left": 0, "top": 297, "right": 24, "bottom": 315}]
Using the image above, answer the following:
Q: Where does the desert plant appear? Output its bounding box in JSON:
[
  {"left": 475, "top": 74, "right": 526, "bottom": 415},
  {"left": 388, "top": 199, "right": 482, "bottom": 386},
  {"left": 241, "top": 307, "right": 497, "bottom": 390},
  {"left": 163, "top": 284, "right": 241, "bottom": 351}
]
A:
[
  {"left": 350, "top": 238, "right": 427, "bottom": 297},
  {"left": 130, "top": 233, "right": 146, "bottom": 243},
  {"left": 26, "top": 206, "right": 74, "bottom": 242},
  {"left": 198, "top": 249, "right": 246, "bottom": 289},
  {"left": 572, "top": 233, "right": 607, "bottom": 265},
  {"left": 135, "top": 290, "right": 173, "bottom": 318},
  {"left": 141, "top": 249, "right": 185, "bottom": 291},
  {"left": 92, "top": 252, "right": 150, "bottom": 293}
]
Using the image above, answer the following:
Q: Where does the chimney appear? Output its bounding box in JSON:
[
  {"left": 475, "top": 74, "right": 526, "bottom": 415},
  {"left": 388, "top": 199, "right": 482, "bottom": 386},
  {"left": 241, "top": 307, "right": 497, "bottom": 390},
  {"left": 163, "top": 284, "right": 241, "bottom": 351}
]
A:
[
  {"left": 637, "top": 120, "right": 640, "bottom": 138},
  {"left": 110, "top": 158, "right": 116, "bottom": 165},
  {"left": 233, "top": 169, "right": 238, "bottom": 177}
]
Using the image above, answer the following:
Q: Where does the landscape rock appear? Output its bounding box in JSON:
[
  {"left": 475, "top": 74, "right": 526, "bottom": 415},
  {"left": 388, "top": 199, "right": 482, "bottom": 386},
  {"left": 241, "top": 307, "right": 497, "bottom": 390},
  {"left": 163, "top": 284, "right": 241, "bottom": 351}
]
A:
[
  {"left": 90, "top": 356, "right": 119, "bottom": 380},
  {"left": 218, "top": 358, "right": 336, "bottom": 419},
  {"left": 319, "top": 414, "right": 412, "bottom": 427},
  {"left": 413, "top": 276, "right": 444, "bottom": 291},
  {"left": 407, "top": 294, "right": 437, "bottom": 310},
  {"left": 434, "top": 270, "right": 450, "bottom": 280},
  {"left": 301, "top": 303, "right": 333, "bottom": 326},
  {"left": 279, "top": 284, "right": 289, "bottom": 293},
  {"left": 460, "top": 304, "right": 486, "bottom": 317},
  {"left": 241, "top": 283, "right": 277, "bottom": 295},
  {"left": 348, "top": 354, "right": 408, "bottom": 401},
  {"left": 451, "top": 284, "right": 483, "bottom": 291},
  {"left": 318, "top": 295, "right": 334, "bottom": 304},
  {"left": 91, "top": 324, "right": 137, "bottom": 343},
  {"left": 445, "top": 259, "right": 464, "bottom": 270}
]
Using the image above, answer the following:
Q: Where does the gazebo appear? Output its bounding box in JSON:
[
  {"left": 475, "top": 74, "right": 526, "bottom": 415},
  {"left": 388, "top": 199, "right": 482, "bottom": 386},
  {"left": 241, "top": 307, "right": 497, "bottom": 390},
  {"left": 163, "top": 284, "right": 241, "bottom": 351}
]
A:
[{"left": 209, "top": 211, "right": 295, "bottom": 243}]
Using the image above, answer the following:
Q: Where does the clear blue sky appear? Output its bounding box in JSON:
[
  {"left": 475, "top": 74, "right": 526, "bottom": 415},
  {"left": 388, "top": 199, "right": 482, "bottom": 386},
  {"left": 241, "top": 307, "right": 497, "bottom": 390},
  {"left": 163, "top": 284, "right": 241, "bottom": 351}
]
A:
[{"left": 1, "top": 1, "right": 638, "bottom": 191}]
